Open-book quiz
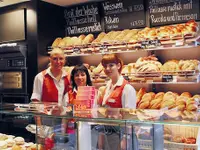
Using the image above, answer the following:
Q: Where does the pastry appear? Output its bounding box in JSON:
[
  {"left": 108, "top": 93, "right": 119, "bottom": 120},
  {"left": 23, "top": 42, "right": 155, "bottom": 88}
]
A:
[
  {"left": 14, "top": 137, "right": 25, "bottom": 145},
  {"left": 0, "top": 141, "right": 7, "bottom": 149},
  {"left": 5, "top": 138, "right": 15, "bottom": 147}
]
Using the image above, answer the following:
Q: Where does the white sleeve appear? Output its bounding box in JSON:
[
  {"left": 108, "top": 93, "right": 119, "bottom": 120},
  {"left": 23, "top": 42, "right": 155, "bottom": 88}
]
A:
[
  {"left": 121, "top": 84, "right": 136, "bottom": 108},
  {"left": 30, "top": 73, "right": 43, "bottom": 101},
  {"left": 63, "top": 92, "right": 69, "bottom": 106}
]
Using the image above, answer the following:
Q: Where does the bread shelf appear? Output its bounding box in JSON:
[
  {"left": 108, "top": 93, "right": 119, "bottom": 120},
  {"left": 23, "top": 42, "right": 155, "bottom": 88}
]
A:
[{"left": 48, "top": 34, "right": 200, "bottom": 57}]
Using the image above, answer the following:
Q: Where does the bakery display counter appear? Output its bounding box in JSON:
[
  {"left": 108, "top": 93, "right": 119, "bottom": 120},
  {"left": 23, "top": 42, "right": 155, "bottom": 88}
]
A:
[{"left": 1, "top": 105, "right": 200, "bottom": 150}]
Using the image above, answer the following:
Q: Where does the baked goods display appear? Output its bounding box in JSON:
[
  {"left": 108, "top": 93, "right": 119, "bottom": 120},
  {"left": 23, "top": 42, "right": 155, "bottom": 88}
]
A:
[
  {"left": 136, "top": 88, "right": 199, "bottom": 112},
  {"left": 0, "top": 133, "right": 42, "bottom": 150},
  {"left": 75, "top": 56, "right": 199, "bottom": 84},
  {"left": 164, "top": 126, "right": 197, "bottom": 144},
  {"left": 50, "top": 20, "right": 199, "bottom": 56}
]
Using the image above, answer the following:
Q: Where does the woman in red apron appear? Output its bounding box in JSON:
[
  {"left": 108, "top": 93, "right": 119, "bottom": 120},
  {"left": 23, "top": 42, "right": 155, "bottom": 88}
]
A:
[{"left": 97, "top": 54, "right": 137, "bottom": 150}]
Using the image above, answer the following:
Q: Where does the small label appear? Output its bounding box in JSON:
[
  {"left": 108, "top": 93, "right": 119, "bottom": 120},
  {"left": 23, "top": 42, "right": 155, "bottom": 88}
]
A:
[
  {"left": 99, "top": 45, "right": 108, "bottom": 53},
  {"left": 141, "top": 40, "right": 161, "bottom": 49},
  {"left": 73, "top": 47, "right": 81, "bottom": 53},
  {"left": 108, "top": 99, "right": 116, "bottom": 103},
  {"left": 162, "top": 75, "right": 173, "bottom": 82}
]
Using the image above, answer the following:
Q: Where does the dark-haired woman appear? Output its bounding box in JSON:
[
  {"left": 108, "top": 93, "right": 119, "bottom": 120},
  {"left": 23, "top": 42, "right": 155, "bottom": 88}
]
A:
[
  {"left": 97, "top": 54, "right": 137, "bottom": 150},
  {"left": 68, "top": 64, "right": 92, "bottom": 103},
  {"left": 65, "top": 64, "right": 93, "bottom": 149}
]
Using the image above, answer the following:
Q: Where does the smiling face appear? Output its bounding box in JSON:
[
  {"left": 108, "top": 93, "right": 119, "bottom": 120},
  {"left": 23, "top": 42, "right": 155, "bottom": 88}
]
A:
[
  {"left": 103, "top": 63, "right": 121, "bottom": 79},
  {"left": 49, "top": 50, "right": 65, "bottom": 72},
  {"left": 74, "top": 71, "right": 87, "bottom": 87}
]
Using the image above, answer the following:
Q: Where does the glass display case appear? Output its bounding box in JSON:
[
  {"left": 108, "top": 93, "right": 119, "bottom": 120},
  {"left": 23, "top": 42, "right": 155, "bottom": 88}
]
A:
[{"left": 0, "top": 104, "right": 200, "bottom": 150}]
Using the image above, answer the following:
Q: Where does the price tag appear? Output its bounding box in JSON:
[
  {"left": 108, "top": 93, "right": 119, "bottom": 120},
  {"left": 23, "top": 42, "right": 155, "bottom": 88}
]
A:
[
  {"left": 141, "top": 40, "right": 161, "bottom": 48},
  {"left": 162, "top": 75, "right": 173, "bottom": 82},
  {"left": 99, "top": 45, "right": 108, "bottom": 54},
  {"left": 73, "top": 47, "right": 81, "bottom": 53}
]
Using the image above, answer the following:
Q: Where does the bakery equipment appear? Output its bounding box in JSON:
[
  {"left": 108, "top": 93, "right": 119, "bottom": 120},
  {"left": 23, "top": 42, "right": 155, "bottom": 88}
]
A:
[{"left": 0, "top": 43, "right": 28, "bottom": 103}]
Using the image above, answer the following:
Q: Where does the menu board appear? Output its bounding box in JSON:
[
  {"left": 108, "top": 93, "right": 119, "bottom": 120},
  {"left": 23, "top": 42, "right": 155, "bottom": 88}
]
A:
[
  {"left": 102, "top": 0, "right": 146, "bottom": 31},
  {"left": 64, "top": 3, "right": 103, "bottom": 35},
  {"left": 148, "top": 0, "right": 200, "bottom": 26}
]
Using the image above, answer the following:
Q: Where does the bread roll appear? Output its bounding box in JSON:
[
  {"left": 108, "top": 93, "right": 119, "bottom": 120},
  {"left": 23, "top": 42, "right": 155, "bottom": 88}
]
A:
[
  {"left": 141, "top": 93, "right": 154, "bottom": 102},
  {"left": 116, "top": 29, "right": 130, "bottom": 41},
  {"left": 82, "top": 34, "right": 94, "bottom": 44},
  {"left": 149, "top": 98, "right": 161, "bottom": 109},
  {"left": 14, "top": 137, "right": 25, "bottom": 145},
  {"left": 121, "top": 65, "right": 129, "bottom": 74},
  {"left": 0, "top": 141, "right": 7, "bottom": 149},
  {"left": 93, "top": 63, "right": 104, "bottom": 75},
  {"left": 52, "top": 37, "right": 62, "bottom": 48},
  {"left": 136, "top": 88, "right": 146, "bottom": 105},
  {"left": 138, "top": 101, "right": 150, "bottom": 109},
  {"left": 5, "top": 138, "right": 15, "bottom": 147},
  {"left": 161, "top": 60, "right": 179, "bottom": 71},
  {"left": 160, "top": 99, "right": 176, "bottom": 109},
  {"left": 92, "top": 32, "right": 106, "bottom": 43},
  {"left": 186, "top": 104, "right": 197, "bottom": 111},
  {"left": 178, "top": 59, "right": 199, "bottom": 71},
  {"left": 155, "top": 92, "right": 164, "bottom": 99},
  {"left": 163, "top": 91, "right": 176, "bottom": 102},
  {"left": 63, "top": 37, "right": 72, "bottom": 47},
  {"left": 180, "top": 92, "right": 192, "bottom": 98},
  {"left": 177, "top": 104, "right": 185, "bottom": 111},
  {"left": 164, "top": 127, "right": 172, "bottom": 135},
  {"left": 192, "top": 94, "right": 200, "bottom": 103},
  {"left": 78, "top": 34, "right": 86, "bottom": 40}
]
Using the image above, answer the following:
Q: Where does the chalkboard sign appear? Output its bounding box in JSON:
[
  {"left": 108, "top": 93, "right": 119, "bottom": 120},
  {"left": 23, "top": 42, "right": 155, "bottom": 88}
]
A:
[
  {"left": 64, "top": 3, "right": 103, "bottom": 35},
  {"left": 148, "top": 0, "right": 200, "bottom": 26},
  {"left": 102, "top": 0, "right": 146, "bottom": 31}
]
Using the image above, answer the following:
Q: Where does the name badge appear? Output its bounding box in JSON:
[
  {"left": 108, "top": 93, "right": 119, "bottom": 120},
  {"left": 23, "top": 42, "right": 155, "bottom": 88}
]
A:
[{"left": 108, "top": 99, "right": 116, "bottom": 103}]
